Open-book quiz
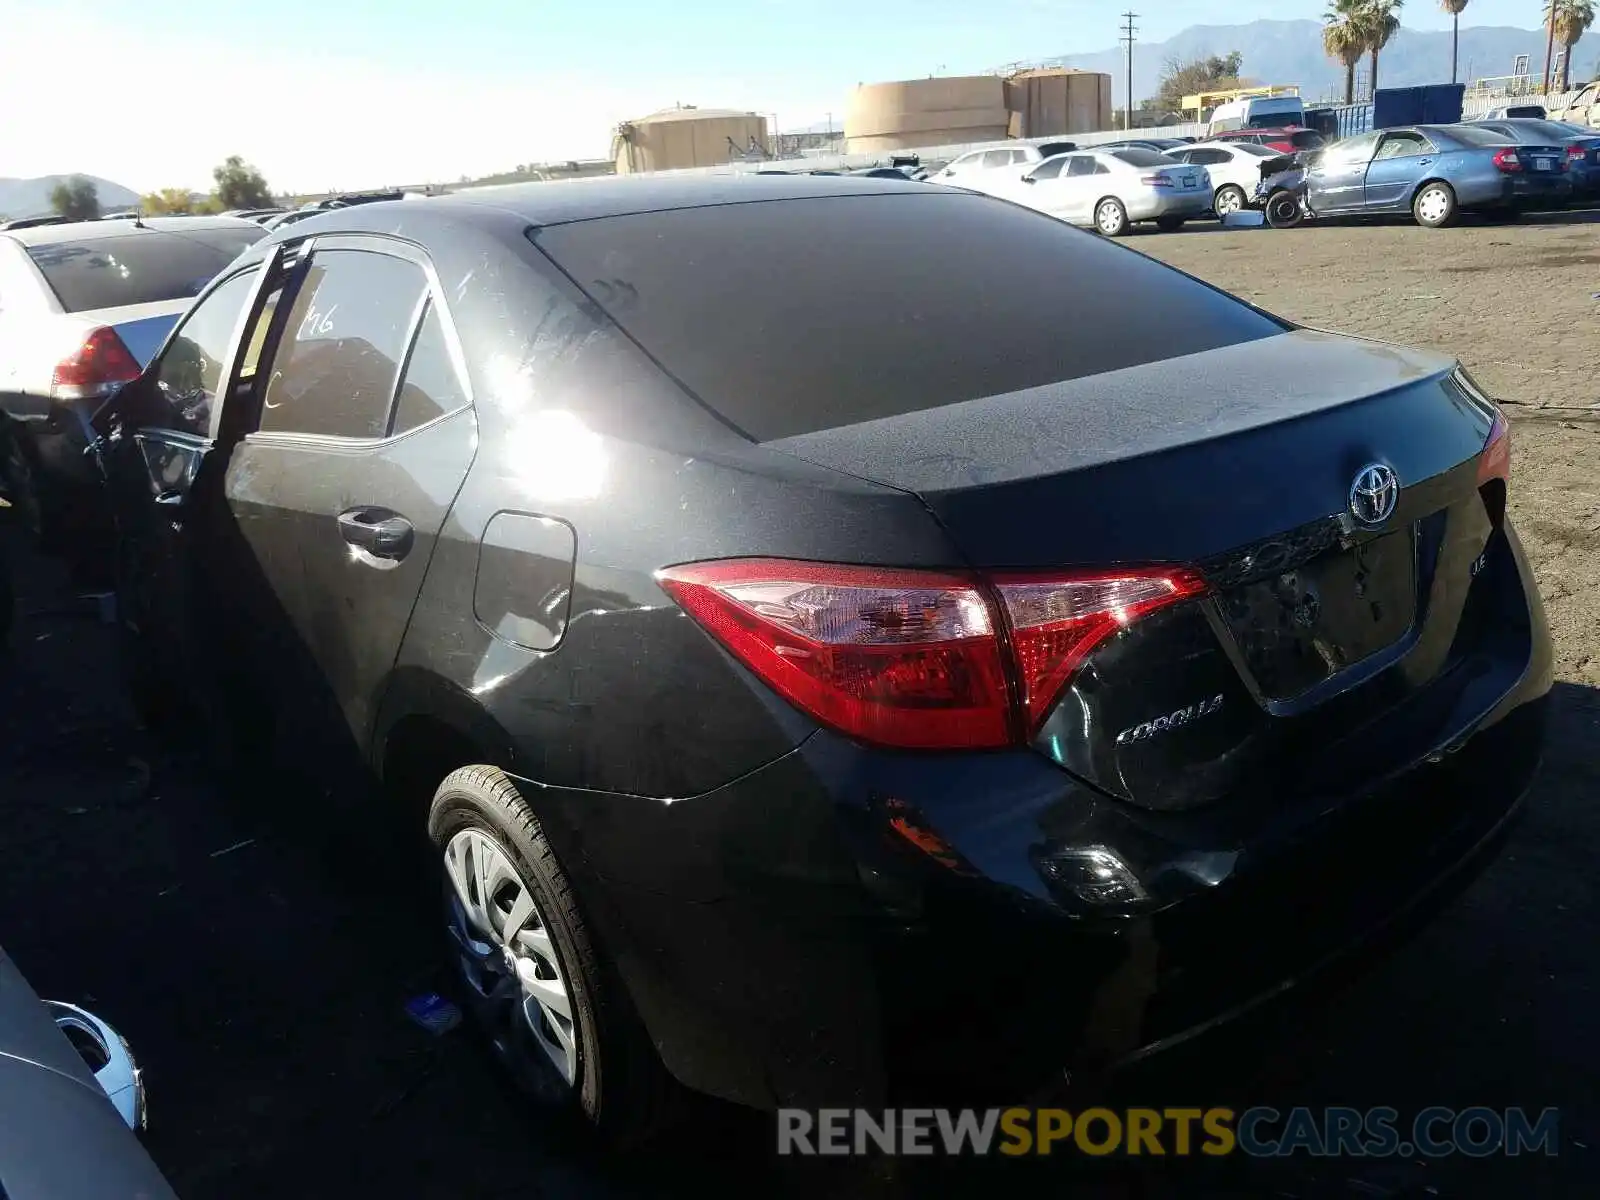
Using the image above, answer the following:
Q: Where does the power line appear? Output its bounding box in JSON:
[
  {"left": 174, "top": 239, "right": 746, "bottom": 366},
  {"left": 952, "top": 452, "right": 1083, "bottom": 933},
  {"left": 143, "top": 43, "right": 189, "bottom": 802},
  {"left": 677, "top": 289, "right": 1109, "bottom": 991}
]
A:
[{"left": 1119, "top": 12, "right": 1138, "bottom": 131}]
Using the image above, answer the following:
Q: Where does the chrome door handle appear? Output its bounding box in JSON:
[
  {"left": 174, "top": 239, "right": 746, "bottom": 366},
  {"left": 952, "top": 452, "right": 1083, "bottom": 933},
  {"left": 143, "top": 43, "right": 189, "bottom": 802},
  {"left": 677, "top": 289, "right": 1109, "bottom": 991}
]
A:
[{"left": 337, "top": 506, "right": 414, "bottom": 561}]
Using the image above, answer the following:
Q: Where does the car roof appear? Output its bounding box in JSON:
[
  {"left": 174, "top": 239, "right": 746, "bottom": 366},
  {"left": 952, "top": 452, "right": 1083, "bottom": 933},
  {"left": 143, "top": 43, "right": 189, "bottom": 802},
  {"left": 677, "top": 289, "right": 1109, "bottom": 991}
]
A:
[
  {"left": 2, "top": 214, "right": 263, "bottom": 247},
  {"left": 301, "top": 173, "right": 930, "bottom": 230}
]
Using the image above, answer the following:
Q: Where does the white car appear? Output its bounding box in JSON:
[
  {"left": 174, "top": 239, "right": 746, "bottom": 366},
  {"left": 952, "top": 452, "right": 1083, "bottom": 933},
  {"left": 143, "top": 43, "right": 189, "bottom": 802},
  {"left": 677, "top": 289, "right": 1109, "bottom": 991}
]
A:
[
  {"left": 1166, "top": 141, "right": 1283, "bottom": 217},
  {"left": 931, "top": 141, "right": 1078, "bottom": 193},
  {"left": 1001, "top": 147, "right": 1212, "bottom": 236},
  {"left": 0, "top": 216, "right": 264, "bottom": 546}
]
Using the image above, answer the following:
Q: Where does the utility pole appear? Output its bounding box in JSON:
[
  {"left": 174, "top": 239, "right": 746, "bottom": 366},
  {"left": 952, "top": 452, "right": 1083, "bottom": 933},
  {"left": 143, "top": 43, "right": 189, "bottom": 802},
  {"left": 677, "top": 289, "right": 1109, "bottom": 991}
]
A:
[{"left": 1119, "top": 12, "right": 1138, "bottom": 131}]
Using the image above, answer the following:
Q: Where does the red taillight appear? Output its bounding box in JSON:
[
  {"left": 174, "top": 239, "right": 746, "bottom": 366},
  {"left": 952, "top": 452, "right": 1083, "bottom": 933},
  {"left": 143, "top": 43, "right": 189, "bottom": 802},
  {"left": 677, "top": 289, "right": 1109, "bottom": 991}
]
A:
[
  {"left": 657, "top": 558, "right": 1207, "bottom": 750},
  {"left": 1140, "top": 173, "right": 1174, "bottom": 187},
  {"left": 656, "top": 559, "right": 1011, "bottom": 749},
  {"left": 1491, "top": 147, "right": 1522, "bottom": 173},
  {"left": 1567, "top": 144, "right": 1588, "bottom": 162},
  {"left": 993, "top": 569, "right": 1210, "bottom": 734},
  {"left": 50, "top": 326, "right": 141, "bottom": 399},
  {"left": 1478, "top": 408, "right": 1511, "bottom": 486}
]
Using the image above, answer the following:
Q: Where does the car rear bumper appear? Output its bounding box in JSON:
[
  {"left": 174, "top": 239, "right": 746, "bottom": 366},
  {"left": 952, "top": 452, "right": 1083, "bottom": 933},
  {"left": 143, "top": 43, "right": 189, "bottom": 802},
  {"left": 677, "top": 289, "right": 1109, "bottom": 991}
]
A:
[
  {"left": 522, "top": 524, "right": 1553, "bottom": 1112},
  {"left": 1126, "top": 191, "right": 1212, "bottom": 221},
  {"left": 1496, "top": 173, "right": 1573, "bottom": 205}
]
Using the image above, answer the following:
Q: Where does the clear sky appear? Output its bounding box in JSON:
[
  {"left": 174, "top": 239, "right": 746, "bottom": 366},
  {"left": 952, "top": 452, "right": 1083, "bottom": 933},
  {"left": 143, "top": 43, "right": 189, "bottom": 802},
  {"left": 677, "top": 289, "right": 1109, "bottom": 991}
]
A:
[{"left": 0, "top": 0, "right": 1554, "bottom": 194}]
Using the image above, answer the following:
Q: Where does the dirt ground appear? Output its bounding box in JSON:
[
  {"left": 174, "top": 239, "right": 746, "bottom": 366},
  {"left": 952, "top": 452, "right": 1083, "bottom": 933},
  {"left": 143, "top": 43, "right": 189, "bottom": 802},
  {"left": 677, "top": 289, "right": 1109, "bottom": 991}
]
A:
[
  {"left": 1, "top": 212, "right": 1597, "bottom": 1200},
  {"left": 1135, "top": 210, "right": 1600, "bottom": 685}
]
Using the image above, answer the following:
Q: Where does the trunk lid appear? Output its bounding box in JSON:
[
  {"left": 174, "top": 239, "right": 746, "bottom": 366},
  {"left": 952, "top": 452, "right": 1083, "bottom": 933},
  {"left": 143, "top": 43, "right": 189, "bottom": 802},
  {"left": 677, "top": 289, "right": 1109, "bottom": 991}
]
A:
[
  {"left": 767, "top": 329, "right": 1512, "bottom": 811},
  {"left": 1513, "top": 144, "right": 1567, "bottom": 173},
  {"left": 76, "top": 299, "right": 189, "bottom": 368}
]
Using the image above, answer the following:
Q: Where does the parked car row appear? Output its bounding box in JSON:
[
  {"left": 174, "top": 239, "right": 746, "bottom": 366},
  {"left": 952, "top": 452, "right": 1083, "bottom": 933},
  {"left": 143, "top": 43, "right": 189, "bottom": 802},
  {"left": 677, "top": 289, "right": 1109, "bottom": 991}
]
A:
[{"left": 1255, "top": 119, "right": 1596, "bottom": 230}]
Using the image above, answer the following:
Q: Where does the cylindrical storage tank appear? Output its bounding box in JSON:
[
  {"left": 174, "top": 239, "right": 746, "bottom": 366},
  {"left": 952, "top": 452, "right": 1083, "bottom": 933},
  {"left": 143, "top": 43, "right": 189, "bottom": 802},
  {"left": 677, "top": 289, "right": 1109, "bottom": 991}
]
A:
[
  {"left": 613, "top": 107, "right": 770, "bottom": 174},
  {"left": 1008, "top": 69, "right": 1113, "bottom": 136},
  {"left": 844, "top": 76, "right": 1015, "bottom": 154}
]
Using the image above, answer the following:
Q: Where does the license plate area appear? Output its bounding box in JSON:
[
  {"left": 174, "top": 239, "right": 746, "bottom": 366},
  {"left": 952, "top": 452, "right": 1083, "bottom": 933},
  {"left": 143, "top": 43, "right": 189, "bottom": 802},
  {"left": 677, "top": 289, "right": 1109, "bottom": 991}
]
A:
[
  {"left": 1215, "top": 526, "right": 1418, "bottom": 702},
  {"left": 1533, "top": 158, "right": 1553, "bottom": 171},
  {"left": 1182, "top": 174, "right": 1196, "bottom": 188}
]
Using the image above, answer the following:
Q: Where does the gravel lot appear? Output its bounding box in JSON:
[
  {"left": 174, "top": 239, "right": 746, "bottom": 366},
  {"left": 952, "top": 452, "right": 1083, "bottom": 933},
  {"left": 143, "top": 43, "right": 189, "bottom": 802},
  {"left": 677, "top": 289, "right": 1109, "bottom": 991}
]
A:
[{"left": 1, "top": 211, "right": 1596, "bottom": 1200}]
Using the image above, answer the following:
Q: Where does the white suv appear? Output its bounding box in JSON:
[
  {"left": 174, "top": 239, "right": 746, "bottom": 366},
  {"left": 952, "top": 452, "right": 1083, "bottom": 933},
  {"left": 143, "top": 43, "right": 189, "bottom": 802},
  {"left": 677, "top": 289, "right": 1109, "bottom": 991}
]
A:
[{"left": 932, "top": 142, "right": 1077, "bottom": 193}]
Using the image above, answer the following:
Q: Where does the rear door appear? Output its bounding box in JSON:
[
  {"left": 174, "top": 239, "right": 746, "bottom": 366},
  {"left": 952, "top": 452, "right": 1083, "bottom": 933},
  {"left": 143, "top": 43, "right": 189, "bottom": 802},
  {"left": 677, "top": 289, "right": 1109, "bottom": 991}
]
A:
[
  {"left": 222, "top": 236, "right": 477, "bottom": 753},
  {"left": 1363, "top": 129, "right": 1437, "bottom": 209},
  {"left": 1307, "top": 131, "right": 1380, "bottom": 211}
]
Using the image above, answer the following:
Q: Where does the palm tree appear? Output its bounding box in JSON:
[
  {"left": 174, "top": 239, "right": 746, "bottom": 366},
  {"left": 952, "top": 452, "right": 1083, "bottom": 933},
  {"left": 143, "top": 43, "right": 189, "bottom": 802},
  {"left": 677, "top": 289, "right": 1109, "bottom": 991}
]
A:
[
  {"left": 1547, "top": 0, "right": 1596, "bottom": 91},
  {"left": 1439, "top": 0, "right": 1470, "bottom": 84},
  {"left": 1324, "top": 0, "right": 1369, "bottom": 103},
  {"left": 1361, "top": 0, "right": 1404, "bottom": 95}
]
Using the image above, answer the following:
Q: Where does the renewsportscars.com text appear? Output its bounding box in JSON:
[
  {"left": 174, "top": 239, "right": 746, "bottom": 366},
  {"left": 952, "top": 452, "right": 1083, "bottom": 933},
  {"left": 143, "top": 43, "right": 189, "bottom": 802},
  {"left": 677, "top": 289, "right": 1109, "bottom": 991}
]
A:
[{"left": 776, "top": 1106, "right": 1561, "bottom": 1158}]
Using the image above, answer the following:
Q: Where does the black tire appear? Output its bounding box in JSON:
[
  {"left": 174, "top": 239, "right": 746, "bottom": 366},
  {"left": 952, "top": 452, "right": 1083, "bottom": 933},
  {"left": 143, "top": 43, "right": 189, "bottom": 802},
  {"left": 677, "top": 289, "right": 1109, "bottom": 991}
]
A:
[
  {"left": 1212, "top": 184, "right": 1248, "bottom": 218},
  {"left": 1094, "top": 196, "right": 1130, "bottom": 237},
  {"left": 1413, "top": 181, "right": 1458, "bottom": 228},
  {"left": 1265, "top": 190, "right": 1304, "bottom": 228},
  {"left": 427, "top": 765, "right": 679, "bottom": 1147},
  {"left": 1155, "top": 215, "right": 1187, "bottom": 232}
]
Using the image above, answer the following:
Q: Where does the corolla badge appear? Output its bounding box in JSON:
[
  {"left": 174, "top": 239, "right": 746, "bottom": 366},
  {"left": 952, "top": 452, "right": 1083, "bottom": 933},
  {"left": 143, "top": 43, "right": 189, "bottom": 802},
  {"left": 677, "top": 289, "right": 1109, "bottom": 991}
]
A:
[
  {"left": 1116, "top": 694, "right": 1225, "bottom": 745},
  {"left": 1349, "top": 463, "right": 1400, "bottom": 526}
]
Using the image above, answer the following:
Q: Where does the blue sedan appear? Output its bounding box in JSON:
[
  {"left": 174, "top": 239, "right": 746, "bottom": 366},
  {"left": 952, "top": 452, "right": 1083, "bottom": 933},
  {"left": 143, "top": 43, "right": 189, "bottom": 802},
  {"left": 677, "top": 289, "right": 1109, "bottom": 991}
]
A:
[
  {"left": 1305, "top": 123, "right": 1572, "bottom": 227},
  {"left": 1464, "top": 118, "right": 1600, "bottom": 201}
]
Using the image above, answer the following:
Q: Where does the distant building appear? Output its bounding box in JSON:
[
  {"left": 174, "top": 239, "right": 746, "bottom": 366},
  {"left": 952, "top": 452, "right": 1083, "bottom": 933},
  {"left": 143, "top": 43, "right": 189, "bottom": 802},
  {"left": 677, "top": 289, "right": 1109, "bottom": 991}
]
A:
[
  {"left": 843, "top": 69, "right": 1112, "bottom": 154},
  {"left": 612, "top": 106, "right": 770, "bottom": 174}
]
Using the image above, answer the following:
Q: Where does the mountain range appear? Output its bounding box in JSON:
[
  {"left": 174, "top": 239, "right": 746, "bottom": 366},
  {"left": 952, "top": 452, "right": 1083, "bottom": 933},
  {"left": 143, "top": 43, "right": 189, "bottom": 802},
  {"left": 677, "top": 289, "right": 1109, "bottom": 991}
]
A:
[
  {"left": 0, "top": 175, "right": 141, "bottom": 219},
  {"left": 1027, "top": 19, "right": 1593, "bottom": 106}
]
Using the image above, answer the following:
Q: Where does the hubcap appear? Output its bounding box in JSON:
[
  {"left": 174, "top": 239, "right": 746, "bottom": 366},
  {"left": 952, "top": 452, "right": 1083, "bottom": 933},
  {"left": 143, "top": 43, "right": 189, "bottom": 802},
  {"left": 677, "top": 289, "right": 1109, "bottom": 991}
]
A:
[
  {"left": 1216, "top": 189, "right": 1241, "bottom": 215},
  {"left": 1098, "top": 202, "right": 1121, "bottom": 232},
  {"left": 443, "top": 828, "right": 578, "bottom": 1092},
  {"left": 1419, "top": 188, "right": 1448, "bottom": 223}
]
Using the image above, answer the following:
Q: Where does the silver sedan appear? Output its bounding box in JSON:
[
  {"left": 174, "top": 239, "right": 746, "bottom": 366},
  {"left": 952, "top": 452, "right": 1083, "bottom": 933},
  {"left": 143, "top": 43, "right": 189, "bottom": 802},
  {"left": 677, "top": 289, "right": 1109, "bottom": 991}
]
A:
[{"left": 995, "top": 146, "right": 1213, "bottom": 235}]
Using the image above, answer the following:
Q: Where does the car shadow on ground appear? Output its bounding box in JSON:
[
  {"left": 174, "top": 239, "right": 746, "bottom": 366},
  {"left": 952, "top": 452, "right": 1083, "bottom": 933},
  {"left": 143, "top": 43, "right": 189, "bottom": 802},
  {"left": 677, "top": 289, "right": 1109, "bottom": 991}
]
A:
[{"left": 1, "top": 526, "right": 1596, "bottom": 1199}]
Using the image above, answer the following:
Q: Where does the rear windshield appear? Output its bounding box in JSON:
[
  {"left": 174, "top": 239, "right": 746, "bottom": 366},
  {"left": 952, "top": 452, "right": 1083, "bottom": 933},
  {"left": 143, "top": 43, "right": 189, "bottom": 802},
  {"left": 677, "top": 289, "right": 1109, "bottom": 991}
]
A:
[
  {"left": 1109, "top": 147, "right": 1175, "bottom": 167},
  {"left": 1235, "top": 143, "right": 1279, "bottom": 157},
  {"left": 532, "top": 192, "right": 1287, "bottom": 441},
  {"left": 26, "top": 227, "right": 262, "bottom": 313},
  {"left": 1443, "top": 125, "right": 1514, "bottom": 147},
  {"left": 1247, "top": 111, "right": 1301, "bottom": 129},
  {"left": 1513, "top": 119, "right": 1590, "bottom": 142}
]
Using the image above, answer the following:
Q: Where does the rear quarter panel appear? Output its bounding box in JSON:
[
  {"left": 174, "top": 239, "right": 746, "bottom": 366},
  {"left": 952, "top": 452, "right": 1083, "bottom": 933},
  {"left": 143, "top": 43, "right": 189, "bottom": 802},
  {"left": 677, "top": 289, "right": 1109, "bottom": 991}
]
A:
[{"left": 1439, "top": 149, "right": 1507, "bottom": 206}]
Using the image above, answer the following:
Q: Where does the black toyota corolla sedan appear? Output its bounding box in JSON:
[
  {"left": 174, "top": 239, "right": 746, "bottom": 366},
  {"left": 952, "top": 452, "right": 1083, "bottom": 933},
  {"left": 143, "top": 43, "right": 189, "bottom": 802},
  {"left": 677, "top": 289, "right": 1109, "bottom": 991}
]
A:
[{"left": 91, "top": 173, "right": 1550, "bottom": 1142}]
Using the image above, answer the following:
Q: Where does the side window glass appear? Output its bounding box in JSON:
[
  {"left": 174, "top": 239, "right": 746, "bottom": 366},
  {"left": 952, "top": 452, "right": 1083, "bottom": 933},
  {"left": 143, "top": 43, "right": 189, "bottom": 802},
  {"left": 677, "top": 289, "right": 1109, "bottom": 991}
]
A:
[
  {"left": 259, "top": 249, "right": 426, "bottom": 439},
  {"left": 391, "top": 301, "right": 467, "bottom": 434},
  {"left": 1065, "top": 156, "right": 1095, "bottom": 177},
  {"left": 1093, "top": 161, "right": 1111, "bottom": 175},
  {"left": 1030, "top": 158, "right": 1065, "bottom": 181},
  {"left": 151, "top": 269, "right": 259, "bottom": 436}
]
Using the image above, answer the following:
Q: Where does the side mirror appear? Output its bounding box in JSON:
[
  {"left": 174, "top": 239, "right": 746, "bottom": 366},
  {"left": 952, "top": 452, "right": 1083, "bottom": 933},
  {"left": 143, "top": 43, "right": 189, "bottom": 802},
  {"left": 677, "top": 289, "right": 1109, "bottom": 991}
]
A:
[{"left": 1021, "top": 174, "right": 1036, "bottom": 183}]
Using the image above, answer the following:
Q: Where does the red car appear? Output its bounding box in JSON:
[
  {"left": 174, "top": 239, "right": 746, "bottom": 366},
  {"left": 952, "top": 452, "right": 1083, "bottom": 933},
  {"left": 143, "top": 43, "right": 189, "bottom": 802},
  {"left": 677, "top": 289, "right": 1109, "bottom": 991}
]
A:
[{"left": 1212, "top": 126, "right": 1326, "bottom": 155}]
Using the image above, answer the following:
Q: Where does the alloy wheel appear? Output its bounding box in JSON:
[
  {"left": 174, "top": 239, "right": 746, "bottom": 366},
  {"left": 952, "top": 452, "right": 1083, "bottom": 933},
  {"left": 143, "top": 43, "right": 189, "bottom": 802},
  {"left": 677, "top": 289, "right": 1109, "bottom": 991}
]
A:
[
  {"left": 1215, "top": 186, "right": 1244, "bottom": 216},
  {"left": 443, "top": 827, "right": 578, "bottom": 1095}
]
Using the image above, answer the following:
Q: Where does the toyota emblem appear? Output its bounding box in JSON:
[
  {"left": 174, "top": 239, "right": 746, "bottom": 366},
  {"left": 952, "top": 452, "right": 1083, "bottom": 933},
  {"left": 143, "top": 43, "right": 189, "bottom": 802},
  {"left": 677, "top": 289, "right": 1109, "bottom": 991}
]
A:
[{"left": 1349, "top": 463, "right": 1399, "bottom": 526}]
